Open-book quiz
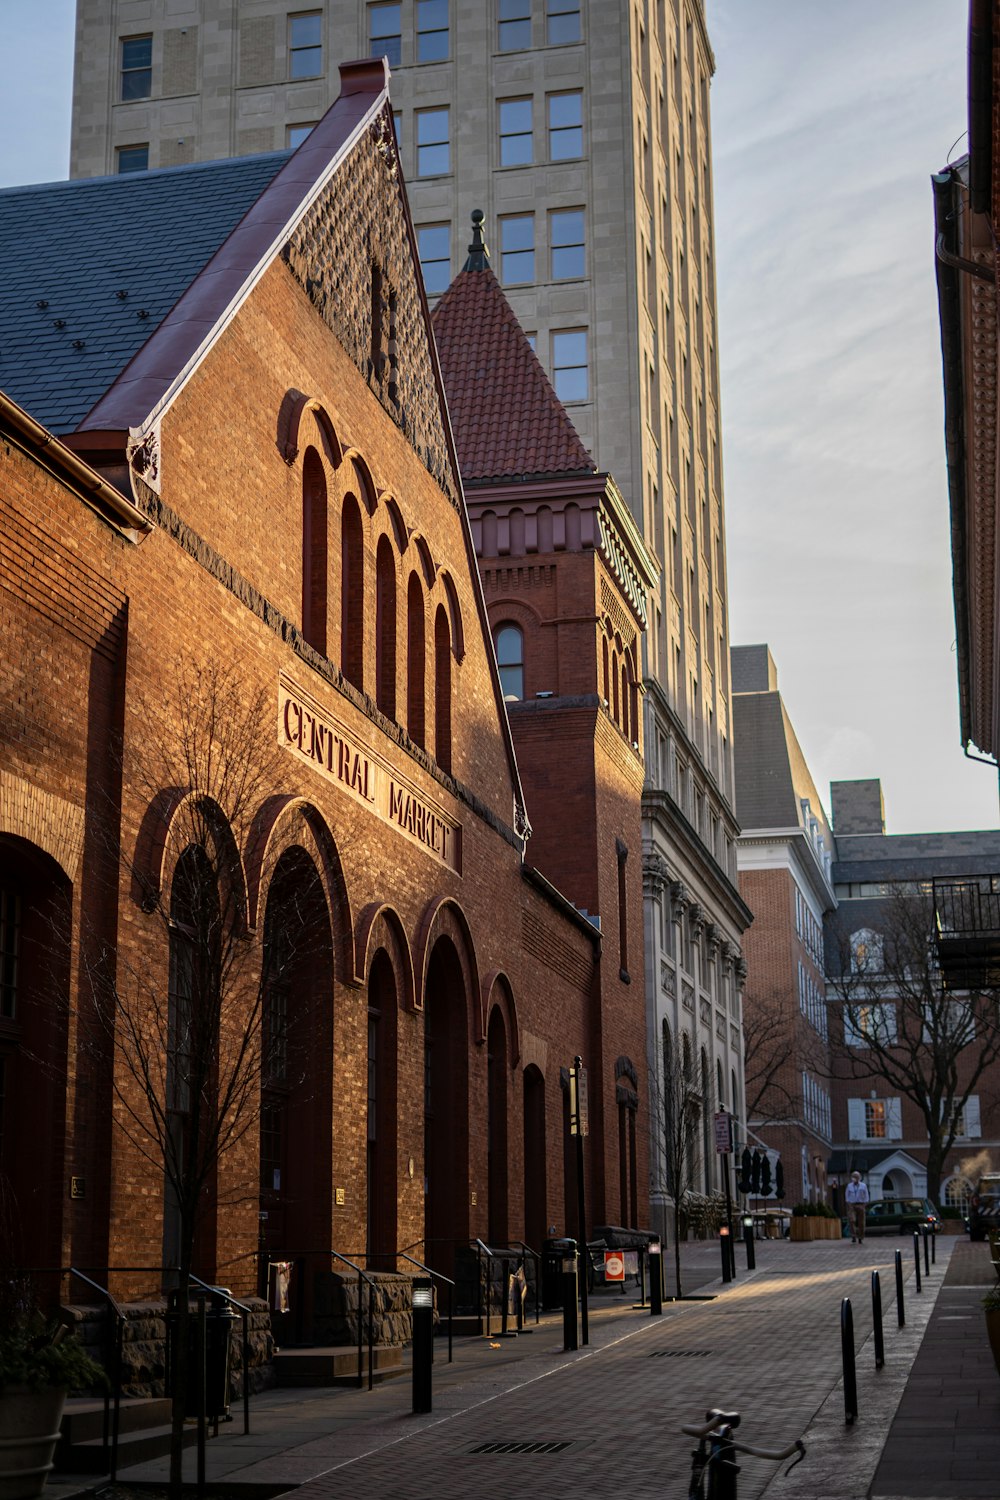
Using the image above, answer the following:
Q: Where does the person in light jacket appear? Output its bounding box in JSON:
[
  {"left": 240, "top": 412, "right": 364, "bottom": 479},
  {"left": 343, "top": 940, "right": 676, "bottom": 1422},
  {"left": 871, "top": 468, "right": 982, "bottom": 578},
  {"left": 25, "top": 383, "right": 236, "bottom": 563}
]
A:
[{"left": 845, "top": 1171, "right": 869, "bottom": 1243}]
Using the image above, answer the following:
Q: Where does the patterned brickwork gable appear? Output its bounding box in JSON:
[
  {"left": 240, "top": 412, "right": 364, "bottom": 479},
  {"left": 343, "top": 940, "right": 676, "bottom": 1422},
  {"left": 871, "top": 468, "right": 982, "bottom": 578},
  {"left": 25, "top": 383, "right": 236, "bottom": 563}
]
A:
[{"left": 282, "top": 109, "right": 459, "bottom": 508}]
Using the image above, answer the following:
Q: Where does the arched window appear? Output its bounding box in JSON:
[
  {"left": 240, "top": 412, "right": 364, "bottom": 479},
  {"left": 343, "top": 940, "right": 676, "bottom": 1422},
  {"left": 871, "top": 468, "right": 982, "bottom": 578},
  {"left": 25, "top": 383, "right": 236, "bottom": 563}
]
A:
[
  {"left": 602, "top": 635, "right": 610, "bottom": 706},
  {"left": 434, "top": 604, "right": 452, "bottom": 773},
  {"left": 407, "top": 573, "right": 426, "bottom": 747},
  {"left": 341, "top": 495, "right": 365, "bottom": 691},
  {"left": 301, "top": 447, "right": 327, "bottom": 653},
  {"left": 495, "top": 623, "right": 524, "bottom": 701},
  {"left": 375, "top": 535, "right": 397, "bottom": 719},
  {"left": 943, "top": 1175, "right": 973, "bottom": 1211},
  {"left": 621, "top": 661, "right": 630, "bottom": 739},
  {"left": 611, "top": 649, "right": 620, "bottom": 725}
]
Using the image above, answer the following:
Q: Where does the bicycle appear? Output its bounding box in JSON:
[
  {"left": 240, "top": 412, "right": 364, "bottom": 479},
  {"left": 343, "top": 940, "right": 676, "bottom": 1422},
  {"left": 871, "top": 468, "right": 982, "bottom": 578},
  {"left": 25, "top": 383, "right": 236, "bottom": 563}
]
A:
[{"left": 682, "top": 1408, "right": 806, "bottom": 1500}]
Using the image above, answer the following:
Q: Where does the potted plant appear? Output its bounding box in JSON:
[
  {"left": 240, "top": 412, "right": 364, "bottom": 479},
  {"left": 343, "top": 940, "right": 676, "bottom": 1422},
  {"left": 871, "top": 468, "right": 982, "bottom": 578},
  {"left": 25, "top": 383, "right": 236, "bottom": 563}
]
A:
[
  {"left": 983, "top": 1284, "right": 1000, "bottom": 1379},
  {"left": 0, "top": 1313, "right": 107, "bottom": 1500}
]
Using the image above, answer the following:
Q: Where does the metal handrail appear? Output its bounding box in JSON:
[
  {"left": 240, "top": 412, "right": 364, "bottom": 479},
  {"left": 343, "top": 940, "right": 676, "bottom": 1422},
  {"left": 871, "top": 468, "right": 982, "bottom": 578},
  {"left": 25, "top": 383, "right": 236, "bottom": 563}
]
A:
[
  {"left": 187, "top": 1274, "right": 251, "bottom": 1434},
  {"left": 473, "top": 1240, "right": 495, "bottom": 1335},
  {"left": 396, "top": 1253, "right": 454, "bottom": 1363},
  {"left": 68, "top": 1268, "right": 125, "bottom": 1481},
  {"left": 283, "top": 1249, "right": 376, "bottom": 1390},
  {"left": 511, "top": 1241, "right": 542, "bottom": 1324}
]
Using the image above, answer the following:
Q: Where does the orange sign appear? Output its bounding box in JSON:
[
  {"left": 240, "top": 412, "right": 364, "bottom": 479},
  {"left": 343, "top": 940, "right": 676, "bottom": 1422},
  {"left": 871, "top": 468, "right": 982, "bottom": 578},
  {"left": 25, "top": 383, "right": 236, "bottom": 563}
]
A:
[{"left": 604, "top": 1251, "right": 625, "bottom": 1282}]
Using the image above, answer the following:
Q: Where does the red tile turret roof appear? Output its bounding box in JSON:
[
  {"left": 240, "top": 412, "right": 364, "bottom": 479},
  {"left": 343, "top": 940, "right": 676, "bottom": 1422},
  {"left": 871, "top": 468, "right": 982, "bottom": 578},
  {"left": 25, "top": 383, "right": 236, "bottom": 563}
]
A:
[{"left": 432, "top": 229, "right": 596, "bottom": 486}]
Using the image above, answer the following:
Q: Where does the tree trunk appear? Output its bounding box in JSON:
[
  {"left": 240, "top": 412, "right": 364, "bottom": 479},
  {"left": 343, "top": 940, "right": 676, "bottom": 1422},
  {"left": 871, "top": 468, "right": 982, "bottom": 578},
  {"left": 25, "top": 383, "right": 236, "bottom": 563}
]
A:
[{"left": 170, "top": 1266, "right": 189, "bottom": 1500}]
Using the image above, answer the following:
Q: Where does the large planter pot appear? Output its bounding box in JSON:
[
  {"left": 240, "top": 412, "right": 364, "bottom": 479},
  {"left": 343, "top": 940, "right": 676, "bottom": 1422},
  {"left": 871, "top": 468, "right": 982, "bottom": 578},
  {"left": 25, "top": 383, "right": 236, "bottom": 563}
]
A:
[
  {"left": 0, "top": 1388, "right": 67, "bottom": 1500},
  {"left": 985, "top": 1309, "right": 1000, "bottom": 1379},
  {"left": 790, "top": 1218, "right": 814, "bottom": 1241}
]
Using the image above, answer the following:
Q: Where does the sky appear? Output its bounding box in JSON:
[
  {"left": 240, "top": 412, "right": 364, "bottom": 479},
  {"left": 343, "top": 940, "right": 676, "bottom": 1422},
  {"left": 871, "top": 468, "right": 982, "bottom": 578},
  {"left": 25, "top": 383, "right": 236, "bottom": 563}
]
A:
[{"left": 0, "top": 1, "right": 997, "bottom": 837}]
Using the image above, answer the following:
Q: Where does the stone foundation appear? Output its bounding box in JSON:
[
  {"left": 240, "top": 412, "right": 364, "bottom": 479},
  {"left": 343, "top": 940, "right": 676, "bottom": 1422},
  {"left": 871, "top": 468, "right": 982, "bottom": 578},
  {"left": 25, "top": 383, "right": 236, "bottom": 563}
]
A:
[
  {"left": 313, "top": 1270, "right": 417, "bottom": 1345},
  {"left": 61, "top": 1297, "right": 275, "bottom": 1399}
]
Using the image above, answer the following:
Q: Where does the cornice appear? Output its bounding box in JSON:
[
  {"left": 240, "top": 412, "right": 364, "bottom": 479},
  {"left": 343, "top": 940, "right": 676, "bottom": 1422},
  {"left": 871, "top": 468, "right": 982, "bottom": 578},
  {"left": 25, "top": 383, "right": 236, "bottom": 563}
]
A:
[{"left": 643, "top": 785, "right": 753, "bottom": 932}]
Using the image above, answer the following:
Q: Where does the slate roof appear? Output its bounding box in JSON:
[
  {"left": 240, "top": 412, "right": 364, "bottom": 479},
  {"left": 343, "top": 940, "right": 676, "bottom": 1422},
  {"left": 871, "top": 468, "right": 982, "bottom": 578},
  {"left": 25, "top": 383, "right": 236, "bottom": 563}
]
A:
[
  {"left": 431, "top": 238, "right": 596, "bottom": 485},
  {"left": 0, "top": 153, "right": 289, "bottom": 434}
]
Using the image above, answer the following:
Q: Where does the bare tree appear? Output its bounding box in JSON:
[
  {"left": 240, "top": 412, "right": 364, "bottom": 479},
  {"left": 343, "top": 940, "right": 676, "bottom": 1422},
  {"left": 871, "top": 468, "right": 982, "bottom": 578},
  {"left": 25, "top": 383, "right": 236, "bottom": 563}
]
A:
[
  {"left": 826, "top": 886, "right": 1000, "bottom": 1204},
  {"left": 650, "top": 1026, "right": 705, "bottom": 1299},
  {"left": 81, "top": 662, "right": 308, "bottom": 1496},
  {"left": 743, "top": 985, "right": 801, "bottom": 1124}
]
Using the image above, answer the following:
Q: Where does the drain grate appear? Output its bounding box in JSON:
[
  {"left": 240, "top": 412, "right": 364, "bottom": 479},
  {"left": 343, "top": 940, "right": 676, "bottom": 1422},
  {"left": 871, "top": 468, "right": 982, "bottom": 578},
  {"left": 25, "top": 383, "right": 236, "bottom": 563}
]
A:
[
  {"left": 649, "top": 1349, "right": 713, "bottom": 1357},
  {"left": 469, "top": 1440, "right": 573, "bottom": 1456}
]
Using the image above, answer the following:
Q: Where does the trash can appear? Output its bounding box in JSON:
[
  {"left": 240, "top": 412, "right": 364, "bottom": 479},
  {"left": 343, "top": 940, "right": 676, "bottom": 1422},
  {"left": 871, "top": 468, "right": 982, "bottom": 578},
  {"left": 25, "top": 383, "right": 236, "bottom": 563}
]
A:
[
  {"left": 542, "top": 1238, "right": 577, "bottom": 1310},
  {"left": 166, "top": 1286, "right": 236, "bottom": 1419}
]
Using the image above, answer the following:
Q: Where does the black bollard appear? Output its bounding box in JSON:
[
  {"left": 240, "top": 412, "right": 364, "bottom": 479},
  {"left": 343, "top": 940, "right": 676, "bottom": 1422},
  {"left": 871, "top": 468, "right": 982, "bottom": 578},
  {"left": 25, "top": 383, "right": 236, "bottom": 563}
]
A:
[
  {"left": 562, "top": 1250, "right": 578, "bottom": 1352},
  {"left": 931, "top": 1227, "right": 936, "bottom": 1265},
  {"left": 743, "top": 1215, "right": 756, "bottom": 1271},
  {"left": 894, "top": 1248, "right": 905, "bottom": 1327},
  {"left": 412, "top": 1279, "right": 434, "bottom": 1413},
  {"left": 720, "top": 1227, "right": 733, "bottom": 1283},
  {"left": 841, "top": 1297, "right": 858, "bottom": 1425},
  {"left": 922, "top": 1227, "right": 930, "bottom": 1277},
  {"left": 913, "top": 1231, "right": 922, "bottom": 1292},
  {"left": 871, "top": 1271, "right": 885, "bottom": 1370},
  {"left": 649, "top": 1241, "right": 663, "bottom": 1316}
]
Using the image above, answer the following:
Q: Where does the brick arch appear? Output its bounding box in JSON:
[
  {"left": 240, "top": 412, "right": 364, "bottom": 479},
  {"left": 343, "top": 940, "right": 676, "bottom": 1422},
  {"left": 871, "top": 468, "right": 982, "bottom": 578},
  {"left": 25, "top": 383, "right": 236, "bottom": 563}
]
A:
[
  {"left": 482, "top": 969, "right": 520, "bottom": 1067},
  {"left": 415, "top": 894, "right": 480, "bottom": 1037},
  {"left": 411, "top": 533, "right": 437, "bottom": 588},
  {"left": 343, "top": 448, "right": 379, "bottom": 516},
  {"left": 0, "top": 770, "right": 85, "bottom": 884},
  {"left": 356, "top": 901, "right": 415, "bottom": 1011},
  {"left": 245, "top": 795, "right": 356, "bottom": 983},
  {"left": 439, "top": 570, "right": 465, "bottom": 661},
  {"left": 381, "top": 493, "right": 409, "bottom": 553},
  {"left": 278, "top": 389, "right": 345, "bottom": 469},
  {"left": 131, "top": 787, "right": 249, "bottom": 934}
]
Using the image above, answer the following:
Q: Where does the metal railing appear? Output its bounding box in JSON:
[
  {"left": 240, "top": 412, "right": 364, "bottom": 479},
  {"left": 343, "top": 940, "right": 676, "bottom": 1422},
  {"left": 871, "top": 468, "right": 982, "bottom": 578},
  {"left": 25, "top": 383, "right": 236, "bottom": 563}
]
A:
[
  {"left": 187, "top": 1274, "right": 252, "bottom": 1434},
  {"left": 285, "top": 1249, "right": 376, "bottom": 1390},
  {"left": 395, "top": 1252, "right": 455, "bottom": 1363}
]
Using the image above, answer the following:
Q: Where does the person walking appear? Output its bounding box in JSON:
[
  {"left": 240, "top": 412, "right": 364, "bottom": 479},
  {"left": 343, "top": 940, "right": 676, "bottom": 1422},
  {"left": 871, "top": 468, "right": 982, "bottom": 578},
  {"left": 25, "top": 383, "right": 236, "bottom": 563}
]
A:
[{"left": 845, "top": 1171, "right": 869, "bottom": 1243}]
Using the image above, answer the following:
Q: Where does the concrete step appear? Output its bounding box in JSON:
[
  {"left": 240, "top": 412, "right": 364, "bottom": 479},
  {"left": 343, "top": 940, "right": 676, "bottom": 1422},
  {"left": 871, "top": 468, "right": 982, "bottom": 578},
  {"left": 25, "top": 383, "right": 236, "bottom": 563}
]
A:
[
  {"left": 56, "top": 1418, "right": 198, "bottom": 1474},
  {"left": 60, "top": 1396, "right": 173, "bottom": 1446},
  {"left": 273, "top": 1345, "right": 404, "bottom": 1387}
]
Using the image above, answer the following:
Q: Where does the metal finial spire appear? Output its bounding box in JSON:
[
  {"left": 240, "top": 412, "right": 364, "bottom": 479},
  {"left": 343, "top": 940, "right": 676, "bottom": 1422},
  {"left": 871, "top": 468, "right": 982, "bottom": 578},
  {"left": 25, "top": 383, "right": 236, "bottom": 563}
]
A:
[{"left": 462, "top": 208, "right": 491, "bottom": 271}]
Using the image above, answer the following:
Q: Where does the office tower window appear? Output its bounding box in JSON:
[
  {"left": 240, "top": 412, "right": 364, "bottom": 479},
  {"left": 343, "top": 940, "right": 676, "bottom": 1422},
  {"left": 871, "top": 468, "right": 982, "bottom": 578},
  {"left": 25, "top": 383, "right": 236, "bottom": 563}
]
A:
[
  {"left": 550, "top": 208, "right": 584, "bottom": 278},
  {"left": 552, "top": 330, "right": 588, "bottom": 402},
  {"left": 369, "top": 3, "right": 401, "bottom": 67},
  {"left": 287, "top": 124, "right": 315, "bottom": 148},
  {"left": 417, "top": 223, "right": 451, "bottom": 294},
  {"left": 499, "top": 0, "right": 531, "bottom": 51},
  {"left": 116, "top": 143, "right": 149, "bottom": 173},
  {"left": 525, "top": 333, "right": 536, "bottom": 351},
  {"left": 499, "top": 98, "right": 533, "bottom": 167},
  {"left": 288, "top": 13, "right": 322, "bottom": 79},
  {"left": 120, "top": 36, "right": 152, "bottom": 101},
  {"left": 546, "top": 0, "right": 581, "bottom": 44},
  {"left": 500, "top": 215, "right": 534, "bottom": 284},
  {"left": 392, "top": 111, "right": 401, "bottom": 145},
  {"left": 416, "top": 108, "right": 450, "bottom": 175},
  {"left": 495, "top": 624, "right": 524, "bottom": 701},
  {"left": 548, "top": 91, "right": 583, "bottom": 159},
  {"left": 417, "top": 0, "right": 449, "bottom": 62}
]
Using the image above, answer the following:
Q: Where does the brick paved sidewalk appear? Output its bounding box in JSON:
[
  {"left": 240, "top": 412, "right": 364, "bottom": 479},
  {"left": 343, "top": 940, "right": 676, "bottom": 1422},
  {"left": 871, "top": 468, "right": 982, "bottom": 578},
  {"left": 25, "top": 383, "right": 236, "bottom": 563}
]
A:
[{"left": 56, "top": 1235, "right": 963, "bottom": 1500}]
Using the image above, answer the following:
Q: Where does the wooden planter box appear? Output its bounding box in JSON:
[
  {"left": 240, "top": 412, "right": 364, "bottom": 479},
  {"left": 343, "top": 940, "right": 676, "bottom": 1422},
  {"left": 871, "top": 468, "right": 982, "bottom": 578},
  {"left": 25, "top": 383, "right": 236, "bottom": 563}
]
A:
[{"left": 790, "top": 1217, "right": 839, "bottom": 1241}]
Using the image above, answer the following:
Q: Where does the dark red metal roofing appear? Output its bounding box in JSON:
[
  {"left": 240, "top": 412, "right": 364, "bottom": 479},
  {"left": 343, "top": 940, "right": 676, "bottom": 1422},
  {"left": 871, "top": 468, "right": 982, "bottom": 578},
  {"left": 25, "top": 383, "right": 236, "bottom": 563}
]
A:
[{"left": 432, "top": 263, "right": 595, "bottom": 485}]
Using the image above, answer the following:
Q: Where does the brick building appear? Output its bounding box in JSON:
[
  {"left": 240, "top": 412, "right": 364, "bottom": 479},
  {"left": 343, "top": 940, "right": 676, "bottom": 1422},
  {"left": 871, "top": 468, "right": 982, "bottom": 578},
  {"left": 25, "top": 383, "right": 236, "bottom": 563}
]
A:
[
  {"left": 0, "top": 62, "right": 649, "bottom": 1330},
  {"left": 432, "top": 215, "right": 657, "bottom": 1231},
  {"left": 734, "top": 646, "right": 1000, "bottom": 1217},
  {"left": 67, "top": 2, "right": 753, "bottom": 1253},
  {"left": 732, "top": 646, "right": 836, "bottom": 1206}
]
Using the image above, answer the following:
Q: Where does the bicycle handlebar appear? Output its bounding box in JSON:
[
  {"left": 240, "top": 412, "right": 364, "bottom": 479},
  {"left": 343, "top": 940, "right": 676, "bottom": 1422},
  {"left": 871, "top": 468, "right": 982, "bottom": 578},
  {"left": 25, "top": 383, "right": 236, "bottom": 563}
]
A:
[{"left": 682, "top": 1411, "right": 806, "bottom": 1471}]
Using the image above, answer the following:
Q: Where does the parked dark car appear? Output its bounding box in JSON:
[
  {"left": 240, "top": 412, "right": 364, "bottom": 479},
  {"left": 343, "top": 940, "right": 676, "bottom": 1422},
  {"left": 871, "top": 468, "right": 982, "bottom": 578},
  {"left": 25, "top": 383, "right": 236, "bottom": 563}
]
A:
[
  {"left": 864, "top": 1198, "right": 941, "bottom": 1235},
  {"left": 968, "top": 1175, "right": 1000, "bottom": 1241}
]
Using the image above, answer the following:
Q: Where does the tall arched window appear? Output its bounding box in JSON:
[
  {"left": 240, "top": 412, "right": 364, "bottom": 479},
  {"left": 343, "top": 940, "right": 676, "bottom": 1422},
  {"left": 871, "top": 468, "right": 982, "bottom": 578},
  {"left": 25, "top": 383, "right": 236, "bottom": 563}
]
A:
[
  {"left": 495, "top": 623, "right": 524, "bottom": 701},
  {"left": 621, "top": 661, "right": 630, "bottom": 740},
  {"left": 301, "top": 447, "right": 327, "bottom": 653},
  {"left": 407, "top": 573, "right": 426, "bottom": 747},
  {"left": 611, "top": 649, "right": 620, "bottom": 725},
  {"left": 341, "top": 495, "right": 365, "bottom": 691},
  {"left": 434, "top": 604, "right": 452, "bottom": 773},
  {"left": 375, "top": 535, "right": 397, "bottom": 719},
  {"left": 602, "top": 636, "right": 610, "bottom": 706}
]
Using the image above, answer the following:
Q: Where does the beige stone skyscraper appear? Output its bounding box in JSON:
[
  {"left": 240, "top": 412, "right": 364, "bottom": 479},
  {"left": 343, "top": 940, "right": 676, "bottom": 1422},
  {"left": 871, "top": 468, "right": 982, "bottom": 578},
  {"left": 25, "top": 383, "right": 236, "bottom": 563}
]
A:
[{"left": 70, "top": 0, "right": 749, "bottom": 1240}]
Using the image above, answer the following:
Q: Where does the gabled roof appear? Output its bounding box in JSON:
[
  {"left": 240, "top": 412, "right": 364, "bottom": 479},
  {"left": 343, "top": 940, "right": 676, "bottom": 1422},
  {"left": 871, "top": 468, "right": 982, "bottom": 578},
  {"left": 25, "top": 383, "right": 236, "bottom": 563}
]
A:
[
  {"left": 431, "top": 216, "right": 596, "bottom": 485},
  {"left": 0, "top": 153, "right": 288, "bottom": 433}
]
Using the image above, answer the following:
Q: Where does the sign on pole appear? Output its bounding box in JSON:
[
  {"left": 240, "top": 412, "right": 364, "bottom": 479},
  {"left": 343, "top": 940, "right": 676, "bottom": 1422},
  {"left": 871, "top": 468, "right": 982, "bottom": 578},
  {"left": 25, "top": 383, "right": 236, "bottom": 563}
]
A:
[
  {"left": 604, "top": 1251, "right": 625, "bottom": 1283},
  {"left": 713, "top": 1110, "right": 733, "bottom": 1155},
  {"left": 569, "top": 1062, "right": 589, "bottom": 1137}
]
